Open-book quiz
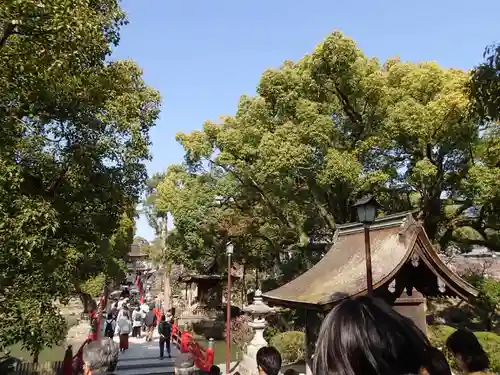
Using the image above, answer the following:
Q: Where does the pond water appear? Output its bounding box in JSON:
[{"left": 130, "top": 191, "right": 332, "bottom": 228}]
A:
[
  {"left": 194, "top": 336, "right": 241, "bottom": 365},
  {"left": 5, "top": 338, "right": 241, "bottom": 366},
  {"left": 3, "top": 343, "right": 66, "bottom": 363}
]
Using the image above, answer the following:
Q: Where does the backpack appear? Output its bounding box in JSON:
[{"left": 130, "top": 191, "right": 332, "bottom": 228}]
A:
[
  {"left": 144, "top": 311, "right": 156, "bottom": 327},
  {"left": 120, "top": 320, "right": 130, "bottom": 334},
  {"left": 105, "top": 320, "right": 113, "bottom": 334},
  {"left": 134, "top": 312, "right": 142, "bottom": 322}
]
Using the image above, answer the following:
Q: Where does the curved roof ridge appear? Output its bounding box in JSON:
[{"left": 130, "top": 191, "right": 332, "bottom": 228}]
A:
[
  {"left": 414, "top": 227, "right": 478, "bottom": 299},
  {"left": 263, "top": 212, "right": 477, "bottom": 308},
  {"left": 337, "top": 211, "right": 417, "bottom": 235}
]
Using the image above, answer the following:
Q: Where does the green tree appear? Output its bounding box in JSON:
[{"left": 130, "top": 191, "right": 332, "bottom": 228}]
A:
[
  {"left": 160, "top": 31, "right": 500, "bottom": 287},
  {"left": 175, "top": 32, "right": 480, "bottom": 251},
  {"left": 465, "top": 271, "right": 500, "bottom": 331},
  {"left": 0, "top": 0, "right": 160, "bottom": 358},
  {"left": 471, "top": 43, "right": 500, "bottom": 121}
]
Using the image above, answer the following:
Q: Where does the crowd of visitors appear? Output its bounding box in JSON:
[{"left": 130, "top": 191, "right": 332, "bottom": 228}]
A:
[
  {"left": 99, "top": 294, "right": 172, "bottom": 357},
  {"left": 81, "top": 295, "right": 494, "bottom": 375}
]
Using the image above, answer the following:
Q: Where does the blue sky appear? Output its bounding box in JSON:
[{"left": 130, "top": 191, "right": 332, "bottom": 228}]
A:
[{"left": 111, "top": 0, "right": 500, "bottom": 241}]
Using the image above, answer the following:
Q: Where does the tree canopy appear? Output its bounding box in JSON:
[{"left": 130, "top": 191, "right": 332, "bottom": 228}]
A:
[
  {"left": 0, "top": 0, "right": 160, "bottom": 358},
  {"left": 151, "top": 31, "right": 500, "bottom": 282}
]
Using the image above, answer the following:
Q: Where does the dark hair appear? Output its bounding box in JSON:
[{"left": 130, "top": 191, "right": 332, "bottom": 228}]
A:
[
  {"left": 107, "top": 313, "right": 113, "bottom": 319},
  {"left": 283, "top": 369, "right": 299, "bottom": 375},
  {"left": 256, "top": 346, "right": 282, "bottom": 375},
  {"left": 423, "top": 347, "right": 452, "bottom": 375},
  {"left": 83, "top": 338, "right": 118, "bottom": 372},
  {"left": 210, "top": 365, "right": 221, "bottom": 375},
  {"left": 313, "top": 296, "right": 432, "bottom": 375},
  {"left": 161, "top": 314, "right": 166, "bottom": 321},
  {"left": 446, "top": 329, "right": 489, "bottom": 372}
]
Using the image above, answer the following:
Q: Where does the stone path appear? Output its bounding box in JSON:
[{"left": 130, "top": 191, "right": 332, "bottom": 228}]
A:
[{"left": 114, "top": 332, "right": 179, "bottom": 375}]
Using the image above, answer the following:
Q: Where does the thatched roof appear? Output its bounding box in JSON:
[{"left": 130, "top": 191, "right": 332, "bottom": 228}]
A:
[
  {"left": 178, "top": 259, "right": 243, "bottom": 283},
  {"left": 263, "top": 212, "right": 477, "bottom": 309}
]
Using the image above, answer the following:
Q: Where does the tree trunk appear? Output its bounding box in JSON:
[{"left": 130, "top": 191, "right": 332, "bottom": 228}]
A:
[
  {"left": 158, "top": 216, "right": 172, "bottom": 313},
  {"left": 78, "top": 292, "right": 97, "bottom": 314},
  {"left": 32, "top": 350, "right": 39, "bottom": 365},
  {"left": 241, "top": 263, "right": 246, "bottom": 308},
  {"left": 163, "top": 263, "right": 172, "bottom": 312}
]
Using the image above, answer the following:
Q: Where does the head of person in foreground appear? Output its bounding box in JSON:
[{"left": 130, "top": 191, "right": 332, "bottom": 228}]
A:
[
  {"left": 257, "top": 346, "right": 282, "bottom": 375},
  {"left": 420, "top": 346, "right": 452, "bottom": 375},
  {"left": 446, "top": 328, "right": 490, "bottom": 374},
  {"left": 209, "top": 364, "right": 221, "bottom": 375},
  {"left": 82, "top": 338, "right": 119, "bottom": 375},
  {"left": 313, "top": 296, "right": 433, "bottom": 375}
]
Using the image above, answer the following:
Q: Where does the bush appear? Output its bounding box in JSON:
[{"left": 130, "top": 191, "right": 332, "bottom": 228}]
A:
[
  {"left": 428, "top": 324, "right": 500, "bottom": 372},
  {"left": 269, "top": 331, "right": 305, "bottom": 365},
  {"left": 80, "top": 273, "right": 106, "bottom": 298}
]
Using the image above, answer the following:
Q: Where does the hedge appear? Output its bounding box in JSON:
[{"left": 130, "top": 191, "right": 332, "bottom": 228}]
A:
[
  {"left": 428, "top": 324, "right": 500, "bottom": 373},
  {"left": 269, "top": 331, "right": 305, "bottom": 365}
]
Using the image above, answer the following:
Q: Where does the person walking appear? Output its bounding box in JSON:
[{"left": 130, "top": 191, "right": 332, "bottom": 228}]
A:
[
  {"left": 104, "top": 313, "right": 116, "bottom": 339},
  {"left": 115, "top": 311, "right": 131, "bottom": 352},
  {"left": 158, "top": 314, "right": 172, "bottom": 359},
  {"left": 144, "top": 308, "right": 157, "bottom": 342},
  {"left": 131, "top": 306, "right": 143, "bottom": 338},
  {"left": 110, "top": 302, "right": 119, "bottom": 320}
]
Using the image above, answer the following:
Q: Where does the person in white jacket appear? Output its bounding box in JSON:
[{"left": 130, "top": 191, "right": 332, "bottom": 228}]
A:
[
  {"left": 115, "top": 311, "right": 131, "bottom": 352},
  {"left": 131, "top": 306, "right": 143, "bottom": 338}
]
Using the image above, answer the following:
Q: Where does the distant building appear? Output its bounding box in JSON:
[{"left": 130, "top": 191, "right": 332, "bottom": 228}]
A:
[{"left": 124, "top": 244, "right": 155, "bottom": 284}]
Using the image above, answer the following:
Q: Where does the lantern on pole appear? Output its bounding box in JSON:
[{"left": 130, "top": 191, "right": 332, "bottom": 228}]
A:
[{"left": 353, "top": 195, "right": 380, "bottom": 295}]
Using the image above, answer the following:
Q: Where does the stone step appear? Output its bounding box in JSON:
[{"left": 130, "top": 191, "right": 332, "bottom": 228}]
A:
[
  {"left": 119, "top": 355, "right": 170, "bottom": 362},
  {"left": 117, "top": 357, "right": 175, "bottom": 370},
  {"left": 116, "top": 366, "right": 174, "bottom": 375}
]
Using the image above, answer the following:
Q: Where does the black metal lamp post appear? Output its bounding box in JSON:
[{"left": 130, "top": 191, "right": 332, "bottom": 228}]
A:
[{"left": 353, "top": 195, "right": 379, "bottom": 296}]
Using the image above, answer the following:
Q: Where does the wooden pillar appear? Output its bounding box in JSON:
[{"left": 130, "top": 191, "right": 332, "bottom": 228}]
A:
[{"left": 392, "top": 288, "right": 428, "bottom": 335}]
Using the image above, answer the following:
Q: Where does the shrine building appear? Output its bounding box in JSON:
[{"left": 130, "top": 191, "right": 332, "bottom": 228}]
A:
[{"left": 263, "top": 212, "right": 478, "bottom": 374}]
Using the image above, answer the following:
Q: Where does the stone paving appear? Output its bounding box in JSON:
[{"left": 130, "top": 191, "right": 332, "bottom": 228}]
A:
[{"left": 114, "top": 332, "right": 179, "bottom": 375}]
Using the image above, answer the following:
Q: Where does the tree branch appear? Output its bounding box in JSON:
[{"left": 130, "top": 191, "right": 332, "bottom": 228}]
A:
[
  {"left": 0, "top": 22, "right": 15, "bottom": 50},
  {"left": 208, "top": 159, "right": 292, "bottom": 228}
]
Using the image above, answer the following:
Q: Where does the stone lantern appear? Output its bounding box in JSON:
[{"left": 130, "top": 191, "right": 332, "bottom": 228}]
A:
[{"left": 238, "top": 290, "right": 275, "bottom": 375}]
